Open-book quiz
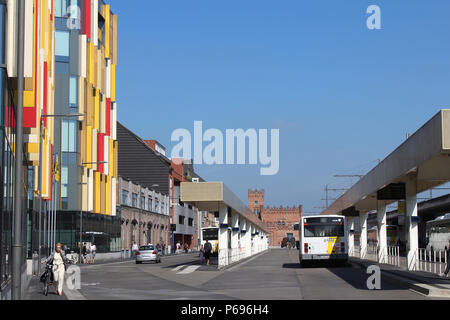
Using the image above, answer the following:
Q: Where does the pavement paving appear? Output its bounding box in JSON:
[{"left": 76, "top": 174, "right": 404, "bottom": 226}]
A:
[{"left": 24, "top": 248, "right": 447, "bottom": 300}]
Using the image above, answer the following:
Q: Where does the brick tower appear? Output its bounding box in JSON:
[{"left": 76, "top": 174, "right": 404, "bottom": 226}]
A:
[
  {"left": 248, "top": 189, "right": 265, "bottom": 217},
  {"left": 248, "top": 189, "right": 302, "bottom": 247}
]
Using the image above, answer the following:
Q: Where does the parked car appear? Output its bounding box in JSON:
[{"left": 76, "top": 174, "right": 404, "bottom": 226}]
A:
[{"left": 136, "top": 245, "right": 161, "bottom": 264}]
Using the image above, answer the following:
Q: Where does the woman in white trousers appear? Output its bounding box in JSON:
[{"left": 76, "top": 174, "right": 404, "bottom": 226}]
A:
[{"left": 44, "top": 243, "right": 69, "bottom": 296}]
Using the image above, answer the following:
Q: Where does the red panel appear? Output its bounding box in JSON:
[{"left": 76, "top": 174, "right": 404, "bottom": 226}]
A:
[
  {"left": 43, "top": 62, "right": 48, "bottom": 126},
  {"left": 106, "top": 98, "right": 111, "bottom": 136},
  {"left": 5, "top": 104, "right": 16, "bottom": 128},
  {"left": 50, "top": 0, "right": 54, "bottom": 21},
  {"left": 49, "top": 144, "right": 53, "bottom": 201},
  {"left": 81, "top": 0, "right": 91, "bottom": 39},
  {"left": 23, "top": 107, "right": 37, "bottom": 128},
  {"left": 97, "top": 133, "right": 104, "bottom": 173}
]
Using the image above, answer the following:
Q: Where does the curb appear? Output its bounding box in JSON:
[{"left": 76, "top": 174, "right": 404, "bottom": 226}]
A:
[
  {"left": 349, "top": 259, "right": 450, "bottom": 298},
  {"left": 219, "top": 249, "right": 269, "bottom": 271}
]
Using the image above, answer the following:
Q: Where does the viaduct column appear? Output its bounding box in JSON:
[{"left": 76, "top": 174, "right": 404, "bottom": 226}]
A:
[
  {"left": 359, "top": 211, "right": 368, "bottom": 259},
  {"left": 406, "top": 176, "right": 419, "bottom": 271},
  {"left": 231, "top": 212, "right": 239, "bottom": 263},
  {"left": 218, "top": 205, "right": 229, "bottom": 268},
  {"left": 377, "top": 201, "right": 388, "bottom": 264},
  {"left": 239, "top": 218, "right": 247, "bottom": 260},
  {"left": 347, "top": 217, "right": 355, "bottom": 257}
]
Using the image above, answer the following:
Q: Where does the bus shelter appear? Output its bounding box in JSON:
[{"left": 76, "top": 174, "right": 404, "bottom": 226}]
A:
[
  {"left": 181, "top": 182, "right": 269, "bottom": 268},
  {"left": 322, "top": 110, "right": 450, "bottom": 271}
]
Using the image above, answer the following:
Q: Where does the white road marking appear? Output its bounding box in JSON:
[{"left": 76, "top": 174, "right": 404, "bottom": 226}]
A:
[
  {"left": 176, "top": 265, "right": 200, "bottom": 274},
  {"left": 171, "top": 265, "right": 185, "bottom": 272},
  {"left": 64, "top": 287, "right": 87, "bottom": 300}
]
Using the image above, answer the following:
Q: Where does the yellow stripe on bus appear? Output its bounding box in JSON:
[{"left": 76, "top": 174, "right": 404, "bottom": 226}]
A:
[{"left": 327, "top": 237, "right": 341, "bottom": 254}]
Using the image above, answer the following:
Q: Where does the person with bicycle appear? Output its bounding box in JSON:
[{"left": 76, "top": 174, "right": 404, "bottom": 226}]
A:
[{"left": 43, "top": 243, "right": 69, "bottom": 296}]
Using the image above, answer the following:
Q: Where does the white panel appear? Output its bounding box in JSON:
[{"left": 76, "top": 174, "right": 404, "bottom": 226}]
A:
[
  {"left": 111, "top": 102, "right": 117, "bottom": 140},
  {"left": 6, "top": 0, "right": 17, "bottom": 77},
  {"left": 92, "top": 0, "right": 98, "bottom": 46},
  {"left": 103, "top": 135, "right": 109, "bottom": 175},
  {"left": 79, "top": 34, "right": 87, "bottom": 78},
  {"left": 88, "top": 169, "right": 94, "bottom": 211},
  {"left": 105, "top": 59, "right": 111, "bottom": 98},
  {"left": 24, "top": 0, "right": 33, "bottom": 77}
]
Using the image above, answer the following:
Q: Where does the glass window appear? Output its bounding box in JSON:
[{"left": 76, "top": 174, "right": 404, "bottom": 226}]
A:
[
  {"left": 188, "top": 218, "right": 193, "bottom": 227},
  {"left": 55, "top": 30, "right": 70, "bottom": 57},
  {"left": 62, "top": 120, "right": 77, "bottom": 152},
  {"left": 61, "top": 166, "right": 69, "bottom": 198},
  {"left": 55, "top": 0, "right": 68, "bottom": 18},
  {"left": 304, "top": 224, "right": 345, "bottom": 238},
  {"left": 69, "top": 76, "right": 78, "bottom": 107},
  {"left": 178, "top": 216, "right": 185, "bottom": 225},
  {"left": 121, "top": 190, "right": 128, "bottom": 205},
  {"left": 141, "top": 196, "right": 145, "bottom": 210},
  {"left": 132, "top": 193, "right": 138, "bottom": 208}
]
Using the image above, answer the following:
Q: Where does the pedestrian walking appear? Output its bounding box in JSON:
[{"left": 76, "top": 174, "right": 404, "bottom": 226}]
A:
[
  {"left": 204, "top": 240, "right": 212, "bottom": 265},
  {"left": 162, "top": 243, "right": 166, "bottom": 255},
  {"left": 184, "top": 243, "right": 189, "bottom": 253},
  {"left": 90, "top": 243, "right": 97, "bottom": 264},
  {"left": 199, "top": 245, "right": 205, "bottom": 264},
  {"left": 132, "top": 242, "right": 139, "bottom": 258},
  {"left": 440, "top": 240, "right": 450, "bottom": 277},
  {"left": 43, "top": 243, "right": 69, "bottom": 296},
  {"left": 82, "top": 242, "right": 88, "bottom": 264}
]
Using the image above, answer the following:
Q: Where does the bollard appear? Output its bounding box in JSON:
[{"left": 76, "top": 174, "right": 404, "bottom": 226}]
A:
[{"left": 32, "top": 251, "right": 39, "bottom": 276}]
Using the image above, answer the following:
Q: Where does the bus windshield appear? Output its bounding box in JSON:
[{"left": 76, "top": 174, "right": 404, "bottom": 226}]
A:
[
  {"left": 303, "top": 217, "right": 345, "bottom": 237},
  {"left": 202, "top": 228, "right": 218, "bottom": 241}
]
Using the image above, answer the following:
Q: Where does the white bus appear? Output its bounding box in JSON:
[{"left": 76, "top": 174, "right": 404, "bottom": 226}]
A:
[
  {"left": 201, "top": 227, "right": 219, "bottom": 256},
  {"left": 299, "top": 215, "right": 348, "bottom": 267},
  {"left": 426, "top": 213, "right": 450, "bottom": 251}
]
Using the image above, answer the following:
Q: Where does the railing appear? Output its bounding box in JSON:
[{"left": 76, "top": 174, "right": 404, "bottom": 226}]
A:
[
  {"left": 387, "top": 246, "right": 400, "bottom": 267},
  {"left": 417, "top": 248, "right": 448, "bottom": 275},
  {"left": 366, "top": 243, "right": 378, "bottom": 262}
]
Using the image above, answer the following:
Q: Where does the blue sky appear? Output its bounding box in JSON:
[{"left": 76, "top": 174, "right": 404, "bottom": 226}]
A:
[{"left": 110, "top": 0, "right": 450, "bottom": 213}]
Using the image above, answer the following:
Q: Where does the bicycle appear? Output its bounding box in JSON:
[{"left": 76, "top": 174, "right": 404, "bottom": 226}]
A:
[
  {"left": 40, "top": 262, "right": 53, "bottom": 296},
  {"left": 40, "top": 258, "right": 76, "bottom": 296}
]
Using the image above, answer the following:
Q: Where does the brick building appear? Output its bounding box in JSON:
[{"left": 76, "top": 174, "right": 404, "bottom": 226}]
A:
[{"left": 248, "top": 189, "right": 302, "bottom": 247}]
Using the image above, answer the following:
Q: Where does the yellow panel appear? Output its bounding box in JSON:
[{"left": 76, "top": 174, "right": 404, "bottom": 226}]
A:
[
  {"left": 100, "top": 174, "right": 106, "bottom": 215},
  {"left": 104, "top": 5, "right": 110, "bottom": 59},
  {"left": 111, "top": 64, "right": 115, "bottom": 102},
  {"left": 94, "top": 89, "right": 99, "bottom": 130},
  {"left": 89, "top": 42, "right": 95, "bottom": 84},
  {"left": 105, "top": 176, "right": 111, "bottom": 215},
  {"left": 86, "top": 125, "right": 92, "bottom": 168},
  {"left": 24, "top": 90, "right": 35, "bottom": 107},
  {"left": 109, "top": 138, "right": 113, "bottom": 177},
  {"left": 94, "top": 172, "right": 101, "bottom": 213},
  {"left": 25, "top": 143, "right": 39, "bottom": 153}
]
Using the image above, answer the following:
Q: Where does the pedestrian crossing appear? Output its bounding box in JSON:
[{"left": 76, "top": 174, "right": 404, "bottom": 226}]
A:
[{"left": 171, "top": 265, "right": 201, "bottom": 274}]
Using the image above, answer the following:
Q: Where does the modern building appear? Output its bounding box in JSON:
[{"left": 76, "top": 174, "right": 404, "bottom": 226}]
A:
[
  {"left": 248, "top": 189, "right": 303, "bottom": 247},
  {"left": 1, "top": 0, "right": 57, "bottom": 299},
  {"left": 117, "top": 122, "right": 204, "bottom": 252},
  {"left": 49, "top": 0, "right": 119, "bottom": 256},
  {"left": 118, "top": 177, "right": 170, "bottom": 254}
]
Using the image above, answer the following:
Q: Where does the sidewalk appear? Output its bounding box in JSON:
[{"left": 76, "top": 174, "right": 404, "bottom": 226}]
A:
[
  {"left": 24, "top": 276, "right": 68, "bottom": 300},
  {"left": 350, "top": 257, "right": 450, "bottom": 298}
]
